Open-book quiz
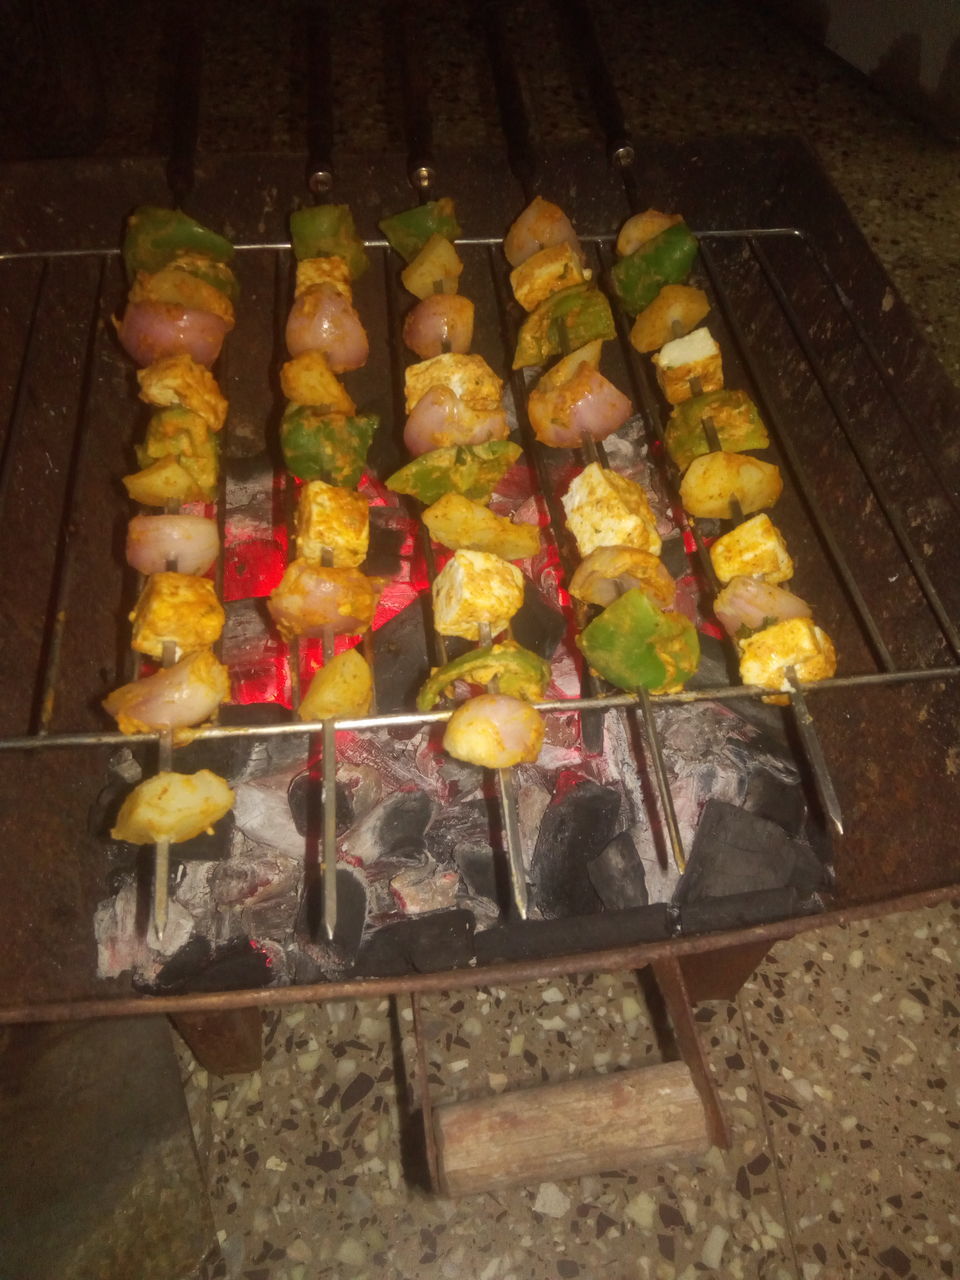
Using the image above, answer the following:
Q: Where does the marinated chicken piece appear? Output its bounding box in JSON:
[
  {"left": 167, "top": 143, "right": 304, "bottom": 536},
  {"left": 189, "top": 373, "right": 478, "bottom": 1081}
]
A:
[
  {"left": 422, "top": 492, "right": 540, "bottom": 560},
  {"left": 432, "top": 549, "right": 524, "bottom": 640},
  {"left": 137, "top": 353, "right": 228, "bottom": 431},
  {"left": 298, "top": 648, "right": 373, "bottom": 721},
  {"left": 268, "top": 559, "right": 377, "bottom": 640},
  {"left": 111, "top": 770, "right": 234, "bottom": 844},
  {"left": 103, "top": 648, "right": 230, "bottom": 735},
  {"left": 709, "top": 513, "right": 794, "bottom": 585},
  {"left": 404, "top": 352, "right": 503, "bottom": 415},
  {"left": 738, "top": 617, "right": 837, "bottom": 695},
  {"left": 130, "top": 572, "right": 226, "bottom": 661},
  {"left": 296, "top": 480, "right": 369, "bottom": 567},
  {"left": 504, "top": 196, "right": 584, "bottom": 268},
  {"left": 295, "top": 255, "right": 353, "bottom": 300},
  {"left": 561, "top": 462, "right": 662, "bottom": 558},
  {"left": 280, "top": 350, "right": 356, "bottom": 413},
  {"left": 652, "top": 326, "right": 723, "bottom": 405},
  {"left": 680, "top": 452, "right": 783, "bottom": 519},
  {"left": 442, "top": 694, "right": 545, "bottom": 768},
  {"left": 509, "top": 243, "right": 588, "bottom": 312},
  {"left": 568, "top": 545, "right": 675, "bottom": 610}
]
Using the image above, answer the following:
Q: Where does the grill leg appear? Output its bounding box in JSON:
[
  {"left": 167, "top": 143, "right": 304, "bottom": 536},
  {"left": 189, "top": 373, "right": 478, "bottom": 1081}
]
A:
[
  {"left": 169, "top": 1007, "right": 263, "bottom": 1076},
  {"left": 677, "top": 940, "right": 772, "bottom": 1003}
]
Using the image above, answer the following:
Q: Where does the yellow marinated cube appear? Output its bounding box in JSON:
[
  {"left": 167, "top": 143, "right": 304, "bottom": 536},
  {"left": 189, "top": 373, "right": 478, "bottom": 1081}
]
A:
[
  {"left": 651, "top": 326, "right": 723, "bottom": 405},
  {"left": 432, "top": 549, "right": 524, "bottom": 640},
  {"left": 709, "top": 513, "right": 794, "bottom": 585},
  {"left": 130, "top": 571, "right": 226, "bottom": 660},
  {"left": 296, "top": 480, "right": 370, "bottom": 567},
  {"left": 739, "top": 617, "right": 837, "bottom": 693},
  {"left": 137, "top": 354, "right": 228, "bottom": 431},
  {"left": 401, "top": 234, "right": 464, "bottom": 299},
  {"left": 122, "top": 456, "right": 205, "bottom": 507},
  {"left": 295, "top": 255, "right": 353, "bottom": 300},
  {"left": 404, "top": 352, "right": 503, "bottom": 414},
  {"left": 130, "top": 265, "right": 235, "bottom": 326},
  {"left": 111, "top": 770, "right": 234, "bottom": 844},
  {"left": 509, "top": 243, "right": 588, "bottom": 312},
  {"left": 298, "top": 648, "right": 374, "bottom": 721},
  {"left": 561, "top": 462, "right": 661, "bottom": 558},
  {"left": 280, "top": 350, "right": 356, "bottom": 413}
]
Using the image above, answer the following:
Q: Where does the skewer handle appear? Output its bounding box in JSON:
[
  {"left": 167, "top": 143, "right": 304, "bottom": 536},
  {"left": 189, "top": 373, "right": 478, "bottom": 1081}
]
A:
[
  {"left": 162, "top": 0, "right": 202, "bottom": 208},
  {"left": 305, "top": 0, "right": 335, "bottom": 195},
  {"left": 477, "top": 0, "right": 540, "bottom": 202},
  {"left": 785, "top": 667, "right": 844, "bottom": 837}
]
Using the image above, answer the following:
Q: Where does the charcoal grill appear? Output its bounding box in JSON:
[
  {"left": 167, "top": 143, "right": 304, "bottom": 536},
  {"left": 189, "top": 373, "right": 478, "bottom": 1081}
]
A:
[{"left": 1, "top": 5, "right": 959, "bottom": 1111}]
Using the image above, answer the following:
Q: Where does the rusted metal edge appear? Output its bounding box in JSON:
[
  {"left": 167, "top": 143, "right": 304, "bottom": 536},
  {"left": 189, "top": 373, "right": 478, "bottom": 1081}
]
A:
[{"left": 3, "top": 881, "right": 956, "bottom": 1026}]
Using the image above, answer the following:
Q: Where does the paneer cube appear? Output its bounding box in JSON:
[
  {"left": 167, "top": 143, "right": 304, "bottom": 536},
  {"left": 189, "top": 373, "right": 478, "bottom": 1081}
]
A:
[
  {"left": 652, "top": 326, "right": 723, "bottom": 405},
  {"left": 404, "top": 353, "right": 503, "bottom": 414},
  {"left": 509, "top": 243, "right": 588, "bottom": 312},
  {"left": 295, "top": 255, "right": 353, "bottom": 300},
  {"left": 130, "top": 571, "right": 226, "bottom": 660},
  {"left": 432, "top": 549, "right": 524, "bottom": 640},
  {"left": 738, "top": 617, "right": 837, "bottom": 693},
  {"left": 137, "top": 354, "right": 228, "bottom": 431},
  {"left": 709, "top": 513, "right": 794, "bottom": 585},
  {"left": 561, "top": 462, "right": 662, "bottom": 558},
  {"left": 296, "top": 480, "right": 370, "bottom": 567},
  {"left": 111, "top": 770, "right": 234, "bottom": 844},
  {"left": 280, "top": 350, "right": 356, "bottom": 413}
]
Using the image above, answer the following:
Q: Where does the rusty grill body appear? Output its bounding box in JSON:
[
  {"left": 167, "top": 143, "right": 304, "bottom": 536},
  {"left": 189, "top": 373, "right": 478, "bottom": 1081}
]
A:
[{"left": 1, "top": 138, "right": 959, "bottom": 1024}]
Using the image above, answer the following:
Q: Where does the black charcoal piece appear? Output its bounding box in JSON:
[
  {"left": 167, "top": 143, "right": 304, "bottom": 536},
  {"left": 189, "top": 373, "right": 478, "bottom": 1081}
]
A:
[
  {"left": 687, "top": 632, "right": 786, "bottom": 739},
  {"left": 679, "top": 887, "right": 809, "bottom": 935},
  {"left": 509, "top": 579, "right": 567, "bottom": 660},
  {"left": 588, "top": 828, "right": 650, "bottom": 909},
  {"left": 676, "top": 799, "right": 809, "bottom": 906},
  {"left": 423, "top": 796, "right": 494, "bottom": 863},
  {"left": 287, "top": 772, "right": 355, "bottom": 839},
  {"left": 659, "top": 532, "right": 694, "bottom": 579},
  {"left": 743, "top": 766, "right": 808, "bottom": 839},
  {"left": 219, "top": 702, "right": 293, "bottom": 727},
  {"left": 362, "top": 513, "right": 408, "bottom": 578},
  {"left": 341, "top": 789, "right": 435, "bottom": 866},
  {"left": 473, "top": 903, "right": 672, "bottom": 965},
  {"left": 139, "top": 936, "right": 277, "bottom": 994},
  {"left": 453, "top": 842, "right": 499, "bottom": 903},
  {"left": 529, "top": 780, "right": 621, "bottom": 918},
  {"left": 371, "top": 600, "right": 433, "bottom": 713},
  {"left": 354, "top": 908, "right": 476, "bottom": 977},
  {"left": 293, "top": 867, "right": 368, "bottom": 976}
]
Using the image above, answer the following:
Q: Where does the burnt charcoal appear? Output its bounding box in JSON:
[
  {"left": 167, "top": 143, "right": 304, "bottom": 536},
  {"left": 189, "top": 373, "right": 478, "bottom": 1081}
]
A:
[
  {"left": 166, "top": 734, "right": 257, "bottom": 785},
  {"left": 588, "top": 828, "right": 650, "bottom": 909},
  {"left": 423, "top": 796, "right": 494, "bottom": 863},
  {"left": 138, "top": 935, "right": 277, "bottom": 994},
  {"left": 371, "top": 601, "right": 433, "bottom": 713},
  {"left": 354, "top": 908, "right": 476, "bottom": 977},
  {"left": 287, "top": 772, "right": 355, "bottom": 839},
  {"left": 743, "top": 766, "right": 808, "bottom": 839},
  {"left": 453, "top": 843, "right": 499, "bottom": 903},
  {"left": 659, "top": 533, "right": 694, "bottom": 579},
  {"left": 529, "top": 780, "right": 621, "bottom": 918},
  {"left": 362, "top": 513, "right": 408, "bottom": 578},
  {"left": 340, "top": 789, "right": 434, "bottom": 866},
  {"left": 510, "top": 580, "right": 567, "bottom": 660},
  {"left": 679, "top": 887, "right": 818, "bottom": 935},
  {"left": 219, "top": 702, "right": 294, "bottom": 727},
  {"left": 474, "top": 903, "right": 672, "bottom": 965},
  {"left": 294, "top": 867, "right": 368, "bottom": 972},
  {"left": 676, "top": 799, "right": 812, "bottom": 906}
]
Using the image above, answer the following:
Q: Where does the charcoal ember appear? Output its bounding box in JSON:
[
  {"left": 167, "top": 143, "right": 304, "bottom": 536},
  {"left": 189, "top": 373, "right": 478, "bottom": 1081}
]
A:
[
  {"left": 371, "top": 600, "right": 433, "bottom": 713},
  {"left": 679, "top": 887, "right": 816, "bottom": 935},
  {"left": 362, "top": 512, "right": 407, "bottom": 578},
  {"left": 509, "top": 579, "right": 567, "bottom": 660},
  {"left": 474, "top": 903, "right": 672, "bottom": 965},
  {"left": 453, "top": 842, "right": 498, "bottom": 902},
  {"left": 588, "top": 828, "right": 650, "bottom": 910},
  {"left": 743, "top": 764, "right": 808, "bottom": 839},
  {"left": 353, "top": 908, "right": 475, "bottom": 977},
  {"left": 138, "top": 935, "right": 283, "bottom": 994},
  {"left": 233, "top": 775, "right": 309, "bottom": 858},
  {"left": 423, "top": 796, "right": 493, "bottom": 863},
  {"left": 687, "top": 632, "right": 785, "bottom": 739},
  {"left": 172, "top": 861, "right": 213, "bottom": 913},
  {"left": 658, "top": 531, "right": 694, "bottom": 580},
  {"left": 210, "top": 852, "right": 300, "bottom": 908},
  {"left": 340, "top": 788, "right": 434, "bottom": 867},
  {"left": 94, "top": 880, "right": 194, "bottom": 979},
  {"left": 292, "top": 866, "right": 368, "bottom": 976},
  {"left": 456, "top": 893, "right": 500, "bottom": 932},
  {"left": 287, "top": 772, "right": 355, "bottom": 839},
  {"left": 390, "top": 862, "right": 461, "bottom": 914},
  {"left": 219, "top": 702, "right": 293, "bottom": 727},
  {"left": 529, "top": 780, "right": 621, "bottom": 918}
]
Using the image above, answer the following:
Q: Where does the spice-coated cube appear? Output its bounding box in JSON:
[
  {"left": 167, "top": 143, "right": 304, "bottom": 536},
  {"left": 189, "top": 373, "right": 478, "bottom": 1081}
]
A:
[
  {"left": 295, "top": 255, "right": 353, "bottom": 300},
  {"left": 137, "top": 354, "right": 228, "bottom": 431},
  {"left": 404, "top": 352, "right": 503, "bottom": 414},
  {"left": 652, "top": 326, "right": 723, "bottom": 405},
  {"left": 280, "top": 350, "right": 356, "bottom": 413},
  {"left": 296, "top": 480, "right": 370, "bottom": 567},
  {"left": 709, "top": 513, "right": 794, "bottom": 585},
  {"left": 561, "top": 462, "right": 661, "bottom": 558},
  {"left": 130, "top": 571, "right": 225, "bottom": 660},
  {"left": 432, "top": 549, "right": 524, "bottom": 640}
]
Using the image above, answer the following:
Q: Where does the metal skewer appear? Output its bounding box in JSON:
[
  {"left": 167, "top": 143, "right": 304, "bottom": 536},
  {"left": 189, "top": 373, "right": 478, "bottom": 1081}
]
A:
[
  {"left": 152, "top": 550, "right": 180, "bottom": 941},
  {"left": 319, "top": 548, "right": 340, "bottom": 942}
]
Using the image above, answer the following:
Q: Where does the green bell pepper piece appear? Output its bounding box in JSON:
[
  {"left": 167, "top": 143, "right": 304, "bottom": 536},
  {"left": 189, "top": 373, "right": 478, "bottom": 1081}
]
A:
[
  {"left": 281, "top": 404, "right": 378, "bottom": 487},
  {"left": 577, "top": 589, "right": 700, "bottom": 694},
  {"left": 417, "top": 641, "right": 551, "bottom": 711},
  {"left": 123, "top": 206, "right": 234, "bottom": 282},
  {"left": 609, "top": 222, "right": 698, "bottom": 316},
  {"left": 385, "top": 441, "right": 522, "bottom": 506},
  {"left": 665, "top": 389, "right": 769, "bottom": 472},
  {"left": 289, "top": 204, "right": 369, "bottom": 279},
  {"left": 379, "top": 198, "right": 462, "bottom": 263},
  {"left": 512, "top": 284, "right": 616, "bottom": 369},
  {"left": 136, "top": 407, "right": 219, "bottom": 499}
]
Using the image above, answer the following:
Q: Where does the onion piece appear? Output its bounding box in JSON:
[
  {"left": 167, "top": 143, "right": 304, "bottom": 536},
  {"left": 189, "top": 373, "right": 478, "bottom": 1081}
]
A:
[
  {"left": 528, "top": 363, "right": 632, "bottom": 449},
  {"left": 267, "top": 559, "right": 378, "bottom": 641},
  {"left": 403, "top": 386, "right": 509, "bottom": 457},
  {"left": 569, "top": 546, "right": 676, "bottom": 610},
  {"left": 504, "top": 196, "right": 584, "bottom": 268},
  {"left": 443, "top": 694, "right": 545, "bottom": 768},
  {"left": 125, "top": 513, "right": 220, "bottom": 576},
  {"left": 285, "top": 283, "right": 369, "bottom": 371},
  {"left": 116, "top": 299, "right": 229, "bottom": 368},
  {"left": 402, "top": 294, "right": 475, "bottom": 359},
  {"left": 714, "top": 574, "right": 812, "bottom": 637},
  {"left": 103, "top": 648, "right": 230, "bottom": 735}
]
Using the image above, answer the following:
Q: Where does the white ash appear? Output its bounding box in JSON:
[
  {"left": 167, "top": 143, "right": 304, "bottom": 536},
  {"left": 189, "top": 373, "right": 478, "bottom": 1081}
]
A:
[{"left": 390, "top": 863, "right": 461, "bottom": 915}]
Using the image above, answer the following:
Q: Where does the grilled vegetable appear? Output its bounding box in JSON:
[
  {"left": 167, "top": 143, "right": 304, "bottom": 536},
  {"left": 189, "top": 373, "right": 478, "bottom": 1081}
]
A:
[
  {"left": 615, "top": 209, "right": 682, "bottom": 258},
  {"left": 137, "top": 354, "right": 228, "bottom": 432},
  {"left": 417, "top": 641, "right": 551, "bottom": 711},
  {"left": 527, "top": 355, "right": 632, "bottom": 449},
  {"left": 432, "top": 549, "right": 524, "bottom": 640},
  {"left": 289, "top": 204, "right": 369, "bottom": 278},
  {"left": 268, "top": 560, "right": 377, "bottom": 640},
  {"left": 103, "top": 648, "right": 230, "bottom": 735},
  {"left": 629, "top": 284, "right": 710, "bottom": 355},
  {"left": 509, "top": 243, "right": 587, "bottom": 312},
  {"left": 285, "top": 284, "right": 369, "bottom": 371},
  {"left": 738, "top": 617, "right": 837, "bottom": 694},
  {"left": 122, "top": 205, "right": 234, "bottom": 282},
  {"left": 664, "top": 389, "right": 769, "bottom": 472},
  {"left": 577, "top": 589, "right": 700, "bottom": 694},
  {"left": 379, "top": 198, "right": 461, "bottom": 263},
  {"left": 568, "top": 545, "right": 675, "bottom": 610},
  {"left": 561, "top": 462, "right": 661, "bottom": 558},
  {"left": 280, "top": 350, "right": 356, "bottom": 413},
  {"left": 709, "top": 513, "right": 794, "bottom": 585},
  {"left": 116, "top": 300, "right": 230, "bottom": 368},
  {"left": 122, "top": 457, "right": 207, "bottom": 507},
  {"left": 443, "top": 694, "right": 545, "bottom": 768},
  {"left": 504, "top": 196, "right": 584, "bottom": 269},
  {"left": 422, "top": 492, "right": 540, "bottom": 560},
  {"left": 714, "top": 576, "right": 812, "bottom": 638},
  {"left": 299, "top": 648, "right": 374, "bottom": 721},
  {"left": 403, "top": 293, "right": 475, "bottom": 358},
  {"left": 513, "top": 284, "right": 616, "bottom": 369},
  {"left": 405, "top": 352, "right": 503, "bottom": 414},
  {"left": 404, "top": 386, "right": 509, "bottom": 456},
  {"left": 401, "top": 234, "right": 464, "bottom": 298},
  {"left": 134, "top": 407, "right": 219, "bottom": 499},
  {"left": 680, "top": 452, "right": 783, "bottom": 519},
  {"left": 280, "top": 405, "right": 377, "bottom": 487},
  {"left": 130, "top": 572, "right": 226, "bottom": 660},
  {"left": 111, "top": 770, "right": 234, "bottom": 844},
  {"left": 129, "top": 262, "right": 236, "bottom": 323},
  {"left": 385, "top": 441, "right": 522, "bottom": 505},
  {"left": 609, "top": 222, "right": 698, "bottom": 316},
  {"left": 296, "top": 480, "right": 369, "bottom": 567},
  {"left": 295, "top": 256, "right": 353, "bottom": 299},
  {"left": 125, "top": 513, "right": 220, "bottom": 576},
  {"left": 652, "top": 326, "right": 723, "bottom": 404}
]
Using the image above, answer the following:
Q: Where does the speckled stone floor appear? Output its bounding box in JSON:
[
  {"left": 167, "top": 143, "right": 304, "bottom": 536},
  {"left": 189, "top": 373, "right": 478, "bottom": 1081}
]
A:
[{"left": 7, "top": 2, "right": 959, "bottom": 1276}]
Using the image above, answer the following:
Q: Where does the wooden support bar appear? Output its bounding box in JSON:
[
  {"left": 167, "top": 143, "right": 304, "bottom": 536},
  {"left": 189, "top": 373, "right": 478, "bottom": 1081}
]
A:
[{"left": 169, "top": 1007, "right": 263, "bottom": 1076}]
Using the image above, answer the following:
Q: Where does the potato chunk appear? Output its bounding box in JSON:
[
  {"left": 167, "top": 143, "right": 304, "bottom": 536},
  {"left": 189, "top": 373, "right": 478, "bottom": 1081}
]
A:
[
  {"left": 422, "top": 493, "right": 540, "bottom": 561},
  {"left": 280, "top": 350, "right": 356, "bottom": 413},
  {"left": 432, "top": 549, "right": 524, "bottom": 640},
  {"left": 561, "top": 462, "right": 661, "bottom": 558},
  {"left": 111, "top": 770, "right": 234, "bottom": 844},
  {"left": 401, "top": 234, "right": 464, "bottom": 299},
  {"left": 709, "top": 513, "right": 794, "bottom": 585},
  {"left": 629, "top": 284, "right": 710, "bottom": 354},
  {"left": 299, "top": 648, "right": 374, "bottom": 720},
  {"left": 680, "top": 452, "right": 783, "bottom": 519}
]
